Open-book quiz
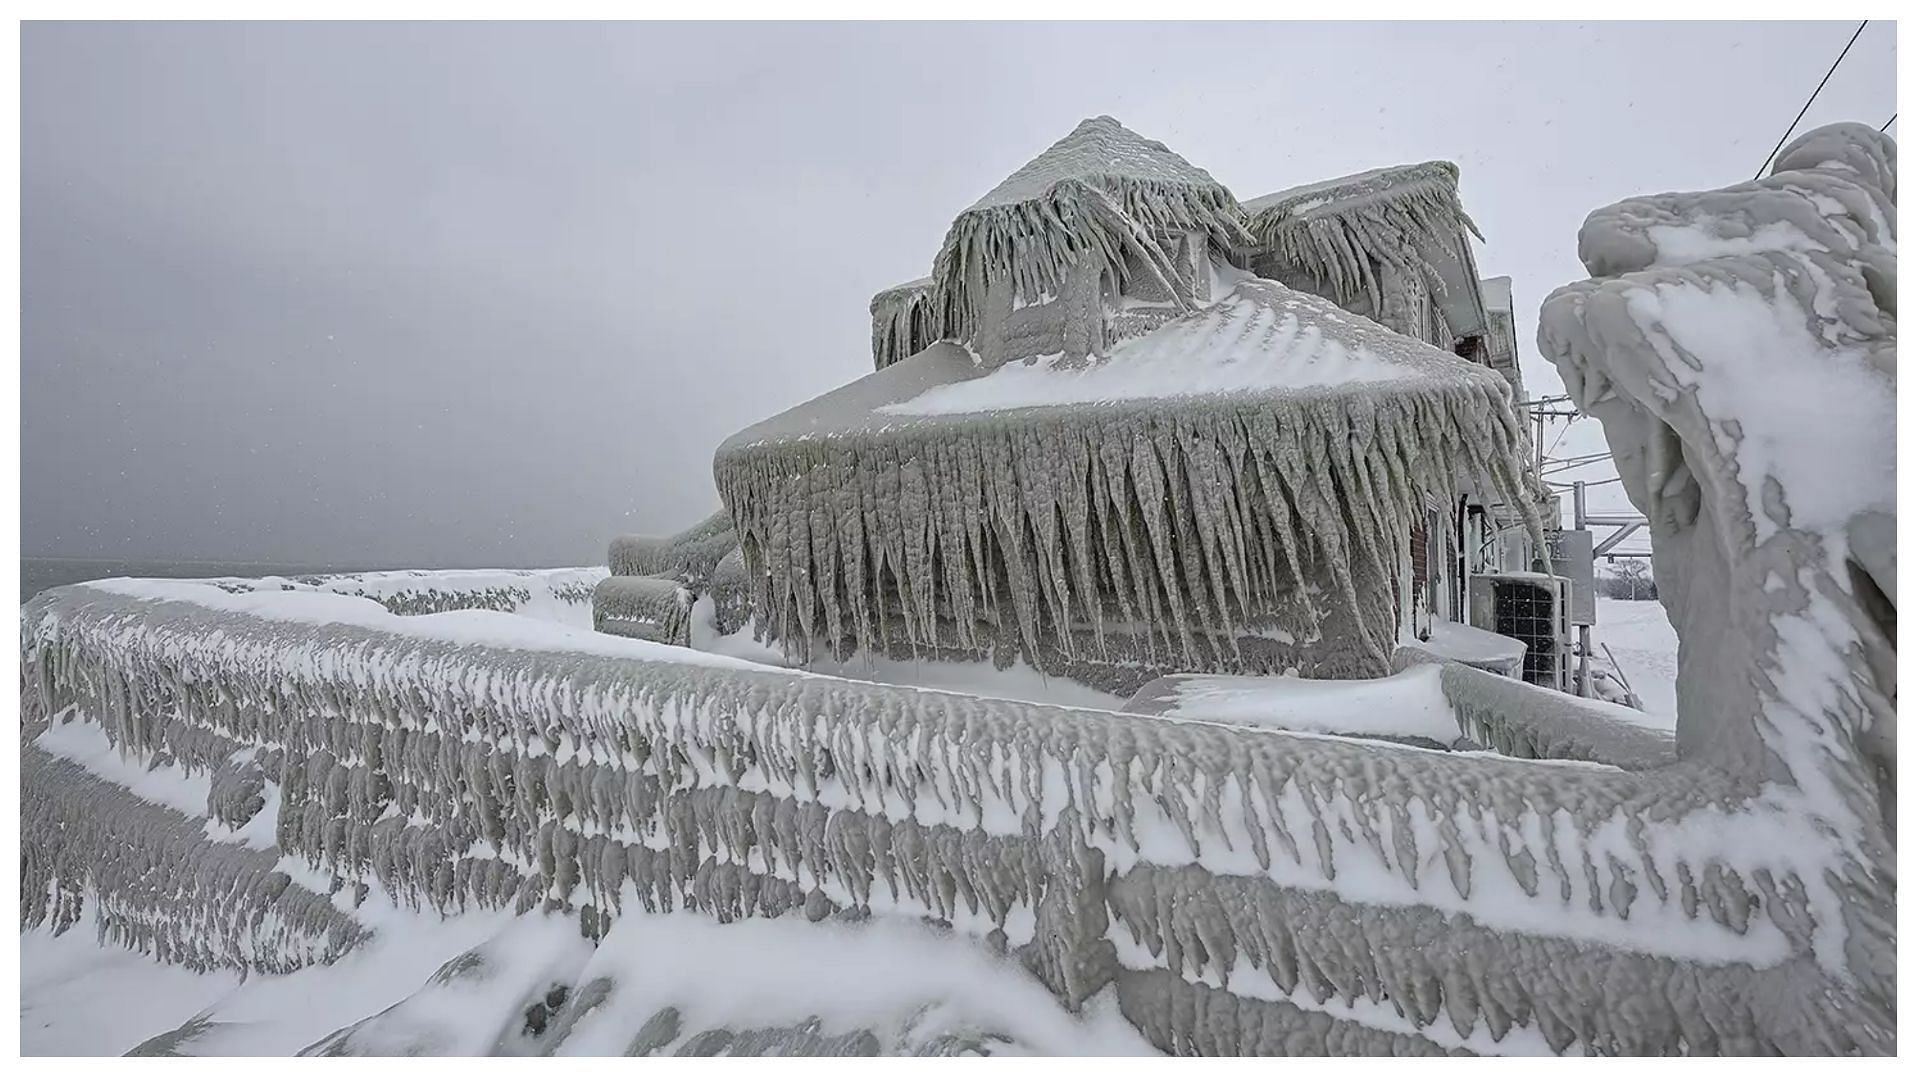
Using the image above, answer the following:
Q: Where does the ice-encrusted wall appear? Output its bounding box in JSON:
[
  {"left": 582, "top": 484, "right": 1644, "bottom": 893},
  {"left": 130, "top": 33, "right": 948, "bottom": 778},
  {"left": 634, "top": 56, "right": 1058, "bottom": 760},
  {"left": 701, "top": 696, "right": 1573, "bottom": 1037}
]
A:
[
  {"left": 607, "top": 510, "right": 737, "bottom": 586},
  {"left": 21, "top": 576, "right": 1893, "bottom": 1054}
]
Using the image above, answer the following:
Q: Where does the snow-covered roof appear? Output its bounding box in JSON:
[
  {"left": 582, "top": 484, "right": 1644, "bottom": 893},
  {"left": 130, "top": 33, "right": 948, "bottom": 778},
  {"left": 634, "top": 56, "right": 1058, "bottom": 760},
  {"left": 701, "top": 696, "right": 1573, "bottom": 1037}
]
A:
[
  {"left": 869, "top": 276, "right": 934, "bottom": 312},
  {"left": 965, "top": 115, "right": 1230, "bottom": 212},
  {"left": 881, "top": 278, "right": 1497, "bottom": 416},
  {"left": 731, "top": 277, "right": 1512, "bottom": 452},
  {"left": 869, "top": 277, "right": 942, "bottom": 370}
]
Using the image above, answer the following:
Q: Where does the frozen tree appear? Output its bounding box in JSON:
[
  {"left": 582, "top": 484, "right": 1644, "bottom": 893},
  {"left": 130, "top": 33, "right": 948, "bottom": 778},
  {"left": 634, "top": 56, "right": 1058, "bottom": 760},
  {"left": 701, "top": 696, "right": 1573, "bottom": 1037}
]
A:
[{"left": 1599, "top": 558, "right": 1658, "bottom": 600}]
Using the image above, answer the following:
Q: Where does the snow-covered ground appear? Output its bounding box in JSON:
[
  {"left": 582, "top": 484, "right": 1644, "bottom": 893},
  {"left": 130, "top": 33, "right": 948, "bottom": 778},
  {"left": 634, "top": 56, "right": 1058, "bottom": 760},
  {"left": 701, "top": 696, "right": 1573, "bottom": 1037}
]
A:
[
  {"left": 1589, "top": 597, "right": 1679, "bottom": 727},
  {"left": 21, "top": 902, "right": 1156, "bottom": 1056}
]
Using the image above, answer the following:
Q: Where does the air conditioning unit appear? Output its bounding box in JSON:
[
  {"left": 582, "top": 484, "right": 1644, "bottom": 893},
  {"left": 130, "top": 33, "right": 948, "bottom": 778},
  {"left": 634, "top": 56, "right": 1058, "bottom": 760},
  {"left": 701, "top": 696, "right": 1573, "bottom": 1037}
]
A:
[{"left": 1467, "top": 573, "right": 1573, "bottom": 691}]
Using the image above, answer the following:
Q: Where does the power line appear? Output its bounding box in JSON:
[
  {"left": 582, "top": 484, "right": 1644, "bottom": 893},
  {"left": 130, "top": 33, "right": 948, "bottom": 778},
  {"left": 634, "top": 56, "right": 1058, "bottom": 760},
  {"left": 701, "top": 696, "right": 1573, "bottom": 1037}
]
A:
[
  {"left": 1541, "top": 415, "right": 1570, "bottom": 461},
  {"left": 1882, "top": 113, "right": 1898, "bottom": 133},
  {"left": 1753, "top": 19, "right": 1869, "bottom": 180}
]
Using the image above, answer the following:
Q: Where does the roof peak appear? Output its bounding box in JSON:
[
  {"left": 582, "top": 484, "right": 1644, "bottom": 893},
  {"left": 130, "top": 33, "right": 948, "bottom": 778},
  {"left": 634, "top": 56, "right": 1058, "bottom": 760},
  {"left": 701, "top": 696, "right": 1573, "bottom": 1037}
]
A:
[{"left": 966, "top": 115, "right": 1229, "bottom": 213}]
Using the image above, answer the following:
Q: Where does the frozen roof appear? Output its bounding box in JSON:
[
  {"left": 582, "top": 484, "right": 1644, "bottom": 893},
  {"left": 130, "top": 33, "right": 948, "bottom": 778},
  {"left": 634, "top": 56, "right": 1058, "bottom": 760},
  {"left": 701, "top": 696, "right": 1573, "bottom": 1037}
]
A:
[
  {"left": 1243, "top": 158, "right": 1488, "bottom": 344},
  {"left": 928, "top": 117, "right": 1254, "bottom": 350},
  {"left": 869, "top": 276, "right": 943, "bottom": 371},
  {"left": 869, "top": 276, "right": 934, "bottom": 313},
  {"left": 882, "top": 278, "right": 1492, "bottom": 416},
  {"left": 966, "top": 115, "right": 1230, "bottom": 212},
  {"left": 725, "top": 277, "right": 1510, "bottom": 452},
  {"left": 1243, "top": 160, "right": 1467, "bottom": 223}
]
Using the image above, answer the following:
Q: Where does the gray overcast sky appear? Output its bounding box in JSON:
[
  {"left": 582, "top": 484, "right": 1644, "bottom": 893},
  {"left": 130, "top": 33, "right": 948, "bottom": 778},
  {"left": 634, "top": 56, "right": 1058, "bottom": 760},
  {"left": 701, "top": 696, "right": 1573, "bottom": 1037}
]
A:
[{"left": 21, "top": 21, "right": 1896, "bottom": 568}]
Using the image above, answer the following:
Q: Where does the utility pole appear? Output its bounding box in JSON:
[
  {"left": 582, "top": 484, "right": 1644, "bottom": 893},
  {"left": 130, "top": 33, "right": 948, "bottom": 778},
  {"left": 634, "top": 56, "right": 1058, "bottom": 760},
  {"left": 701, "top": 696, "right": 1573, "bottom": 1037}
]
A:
[{"left": 1574, "top": 480, "right": 1592, "bottom": 698}]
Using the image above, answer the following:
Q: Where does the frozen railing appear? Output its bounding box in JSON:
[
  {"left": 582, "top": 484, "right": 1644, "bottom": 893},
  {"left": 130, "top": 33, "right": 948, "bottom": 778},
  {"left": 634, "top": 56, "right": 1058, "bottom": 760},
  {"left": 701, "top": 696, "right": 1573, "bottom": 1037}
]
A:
[
  {"left": 1391, "top": 645, "right": 1675, "bottom": 770},
  {"left": 18, "top": 578, "right": 1887, "bottom": 1054},
  {"left": 200, "top": 566, "right": 604, "bottom": 624}
]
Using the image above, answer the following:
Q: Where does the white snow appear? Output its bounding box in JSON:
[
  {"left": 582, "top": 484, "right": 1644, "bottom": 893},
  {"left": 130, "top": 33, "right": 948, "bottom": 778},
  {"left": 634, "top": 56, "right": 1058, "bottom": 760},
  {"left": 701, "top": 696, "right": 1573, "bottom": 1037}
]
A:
[
  {"left": 553, "top": 910, "right": 1159, "bottom": 1055},
  {"left": 1413, "top": 619, "right": 1527, "bottom": 670},
  {"left": 1590, "top": 597, "right": 1679, "bottom": 728},
  {"left": 1154, "top": 665, "right": 1458, "bottom": 743},
  {"left": 19, "top": 903, "right": 1157, "bottom": 1056},
  {"left": 213, "top": 567, "right": 604, "bottom": 627},
  {"left": 1625, "top": 271, "right": 1893, "bottom": 548},
  {"left": 1644, "top": 220, "right": 1824, "bottom": 264},
  {"left": 35, "top": 716, "right": 216, "bottom": 824},
  {"left": 880, "top": 279, "right": 1432, "bottom": 416},
  {"left": 790, "top": 651, "right": 1131, "bottom": 712},
  {"left": 21, "top": 904, "right": 245, "bottom": 1055}
]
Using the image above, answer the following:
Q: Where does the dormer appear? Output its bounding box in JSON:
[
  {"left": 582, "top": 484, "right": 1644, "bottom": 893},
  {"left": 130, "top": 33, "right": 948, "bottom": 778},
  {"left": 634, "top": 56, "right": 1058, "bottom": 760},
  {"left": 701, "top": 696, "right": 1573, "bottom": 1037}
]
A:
[{"left": 1242, "top": 160, "right": 1488, "bottom": 354}]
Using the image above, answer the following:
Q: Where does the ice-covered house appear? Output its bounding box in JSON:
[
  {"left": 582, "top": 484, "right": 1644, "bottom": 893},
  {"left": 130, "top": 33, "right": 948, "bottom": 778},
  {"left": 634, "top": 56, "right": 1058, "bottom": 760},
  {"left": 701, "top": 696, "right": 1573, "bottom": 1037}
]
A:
[{"left": 719, "top": 117, "right": 1540, "bottom": 694}]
